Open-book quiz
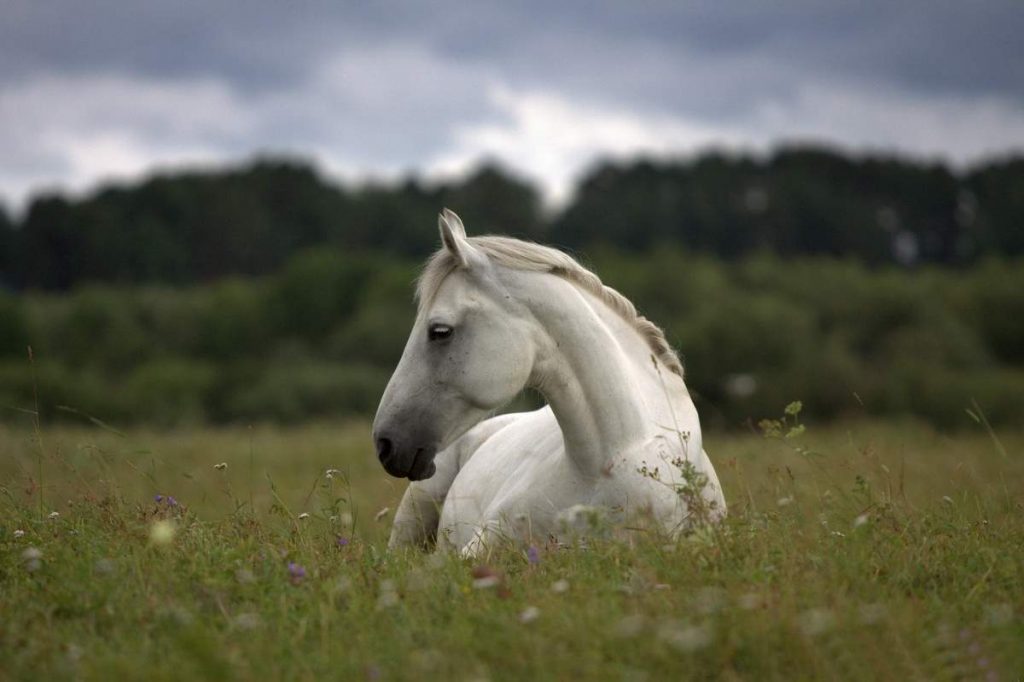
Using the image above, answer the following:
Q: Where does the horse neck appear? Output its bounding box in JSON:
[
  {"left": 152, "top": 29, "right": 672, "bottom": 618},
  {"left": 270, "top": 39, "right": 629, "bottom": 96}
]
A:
[{"left": 513, "top": 271, "right": 667, "bottom": 476}]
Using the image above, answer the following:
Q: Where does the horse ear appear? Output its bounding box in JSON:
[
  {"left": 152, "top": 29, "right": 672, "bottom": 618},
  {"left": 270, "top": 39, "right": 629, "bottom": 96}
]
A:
[{"left": 438, "top": 208, "right": 475, "bottom": 267}]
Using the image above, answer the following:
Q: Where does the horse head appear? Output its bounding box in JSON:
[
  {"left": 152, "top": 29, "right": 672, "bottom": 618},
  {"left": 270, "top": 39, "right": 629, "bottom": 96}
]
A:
[{"left": 371, "top": 209, "right": 536, "bottom": 480}]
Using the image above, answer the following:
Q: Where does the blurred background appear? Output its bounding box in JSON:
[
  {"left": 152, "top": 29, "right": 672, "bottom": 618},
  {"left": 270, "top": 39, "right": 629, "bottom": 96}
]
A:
[{"left": 1, "top": 2, "right": 1022, "bottom": 430}]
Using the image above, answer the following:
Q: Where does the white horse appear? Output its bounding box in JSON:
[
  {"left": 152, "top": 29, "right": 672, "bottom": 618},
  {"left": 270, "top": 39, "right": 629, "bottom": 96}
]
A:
[{"left": 373, "top": 209, "right": 725, "bottom": 555}]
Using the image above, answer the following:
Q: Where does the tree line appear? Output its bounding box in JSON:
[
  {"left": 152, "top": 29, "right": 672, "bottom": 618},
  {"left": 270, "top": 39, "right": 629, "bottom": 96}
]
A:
[
  {"left": 1, "top": 145, "right": 1022, "bottom": 290},
  {"left": 1, "top": 249, "right": 1021, "bottom": 429}
]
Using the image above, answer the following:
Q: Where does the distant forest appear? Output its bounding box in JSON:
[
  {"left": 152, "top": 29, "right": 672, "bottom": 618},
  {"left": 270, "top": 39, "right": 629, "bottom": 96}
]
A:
[
  {"left": 2, "top": 145, "right": 1023, "bottom": 290},
  {"left": 1, "top": 146, "right": 1023, "bottom": 428}
]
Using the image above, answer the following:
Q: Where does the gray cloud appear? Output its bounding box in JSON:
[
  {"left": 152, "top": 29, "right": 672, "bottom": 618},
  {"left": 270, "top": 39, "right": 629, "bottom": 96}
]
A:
[{"left": 2, "top": 1, "right": 1023, "bottom": 209}]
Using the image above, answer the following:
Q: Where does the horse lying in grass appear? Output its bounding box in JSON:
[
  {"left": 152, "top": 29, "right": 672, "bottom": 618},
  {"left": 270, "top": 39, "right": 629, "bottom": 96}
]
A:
[{"left": 372, "top": 209, "right": 725, "bottom": 555}]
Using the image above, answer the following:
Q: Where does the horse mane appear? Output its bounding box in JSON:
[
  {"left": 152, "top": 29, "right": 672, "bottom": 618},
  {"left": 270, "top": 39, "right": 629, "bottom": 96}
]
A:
[{"left": 416, "top": 236, "right": 684, "bottom": 378}]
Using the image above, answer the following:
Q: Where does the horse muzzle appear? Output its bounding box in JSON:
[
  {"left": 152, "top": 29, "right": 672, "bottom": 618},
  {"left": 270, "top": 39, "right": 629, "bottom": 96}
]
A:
[{"left": 374, "top": 434, "right": 437, "bottom": 481}]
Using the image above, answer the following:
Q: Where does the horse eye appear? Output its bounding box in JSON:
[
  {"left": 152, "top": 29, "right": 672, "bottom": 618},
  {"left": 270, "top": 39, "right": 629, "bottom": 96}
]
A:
[{"left": 428, "top": 323, "right": 454, "bottom": 342}]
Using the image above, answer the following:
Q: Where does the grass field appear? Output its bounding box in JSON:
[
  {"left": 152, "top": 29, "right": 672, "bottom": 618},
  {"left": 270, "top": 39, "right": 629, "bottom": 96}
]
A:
[{"left": 1, "top": 415, "right": 1021, "bottom": 680}]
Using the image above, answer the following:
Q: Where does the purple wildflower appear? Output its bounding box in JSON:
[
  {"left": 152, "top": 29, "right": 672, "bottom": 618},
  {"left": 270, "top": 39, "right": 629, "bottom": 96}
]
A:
[
  {"left": 154, "top": 494, "right": 163, "bottom": 503},
  {"left": 336, "top": 537, "right": 350, "bottom": 548},
  {"left": 167, "top": 496, "right": 178, "bottom": 507},
  {"left": 527, "top": 545, "right": 540, "bottom": 565},
  {"left": 288, "top": 562, "right": 307, "bottom": 583}
]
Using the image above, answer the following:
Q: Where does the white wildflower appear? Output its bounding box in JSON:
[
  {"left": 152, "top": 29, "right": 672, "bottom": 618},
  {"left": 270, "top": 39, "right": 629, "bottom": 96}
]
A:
[
  {"left": 659, "top": 621, "right": 713, "bottom": 652},
  {"left": 473, "top": 575, "right": 500, "bottom": 590},
  {"left": 853, "top": 513, "right": 870, "bottom": 528},
  {"left": 213, "top": 462, "right": 227, "bottom": 471},
  {"left": 297, "top": 512, "right": 310, "bottom": 520},
  {"left": 798, "top": 608, "right": 836, "bottom": 637},
  {"left": 13, "top": 529, "right": 25, "bottom": 538},
  {"left": 233, "top": 613, "right": 262, "bottom": 630},
  {"left": 149, "top": 519, "right": 176, "bottom": 545},
  {"left": 22, "top": 546, "right": 43, "bottom": 572},
  {"left": 518, "top": 606, "right": 540, "bottom": 624},
  {"left": 550, "top": 579, "right": 570, "bottom": 594},
  {"left": 376, "top": 579, "right": 399, "bottom": 609},
  {"left": 48, "top": 511, "right": 60, "bottom": 519}
]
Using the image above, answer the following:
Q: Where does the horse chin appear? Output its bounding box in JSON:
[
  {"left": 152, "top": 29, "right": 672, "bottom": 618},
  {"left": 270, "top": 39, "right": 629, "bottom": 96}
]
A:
[{"left": 406, "top": 449, "right": 437, "bottom": 481}]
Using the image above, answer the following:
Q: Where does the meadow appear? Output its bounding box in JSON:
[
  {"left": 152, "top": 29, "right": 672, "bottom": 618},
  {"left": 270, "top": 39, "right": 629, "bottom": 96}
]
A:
[{"left": 1, "top": 414, "right": 1021, "bottom": 680}]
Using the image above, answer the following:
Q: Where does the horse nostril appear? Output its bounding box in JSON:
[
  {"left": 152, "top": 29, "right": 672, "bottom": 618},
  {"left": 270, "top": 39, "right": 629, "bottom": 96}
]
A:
[{"left": 376, "top": 437, "right": 394, "bottom": 462}]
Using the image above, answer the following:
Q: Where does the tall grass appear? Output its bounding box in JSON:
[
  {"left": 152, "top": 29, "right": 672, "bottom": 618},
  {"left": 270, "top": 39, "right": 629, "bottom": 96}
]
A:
[{"left": 1, "top": 416, "right": 1021, "bottom": 680}]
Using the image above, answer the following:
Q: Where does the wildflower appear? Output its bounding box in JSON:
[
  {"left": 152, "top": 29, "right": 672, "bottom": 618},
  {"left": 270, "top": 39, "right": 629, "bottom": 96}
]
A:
[
  {"left": 374, "top": 507, "right": 390, "bottom": 522},
  {"left": 519, "top": 606, "right": 540, "bottom": 624},
  {"left": 550, "top": 579, "right": 570, "bottom": 594},
  {"left": 526, "top": 545, "right": 540, "bottom": 565},
  {"left": 213, "top": 462, "right": 227, "bottom": 471},
  {"left": 13, "top": 529, "right": 25, "bottom": 538},
  {"left": 376, "top": 579, "right": 399, "bottom": 609},
  {"left": 149, "top": 520, "right": 176, "bottom": 545},
  {"left": 233, "top": 613, "right": 261, "bottom": 630},
  {"left": 154, "top": 494, "right": 163, "bottom": 503},
  {"left": 22, "top": 546, "right": 43, "bottom": 571},
  {"left": 853, "top": 512, "right": 870, "bottom": 528},
  {"left": 798, "top": 608, "right": 836, "bottom": 637},
  {"left": 471, "top": 565, "right": 505, "bottom": 591},
  {"left": 336, "top": 536, "right": 350, "bottom": 548},
  {"left": 659, "top": 621, "right": 713, "bottom": 652},
  {"left": 166, "top": 496, "right": 178, "bottom": 507},
  {"left": 48, "top": 511, "right": 60, "bottom": 519},
  {"left": 298, "top": 512, "right": 310, "bottom": 520},
  {"left": 287, "top": 562, "right": 307, "bottom": 583},
  {"left": 473, "top": 575, "right": 500, "bottom": 589}
]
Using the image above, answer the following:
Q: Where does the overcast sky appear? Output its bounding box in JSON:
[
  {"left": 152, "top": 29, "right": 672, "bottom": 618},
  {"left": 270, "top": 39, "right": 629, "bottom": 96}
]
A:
[{"left": 2, "top": 1, "right": 1023, "bottom": 211}]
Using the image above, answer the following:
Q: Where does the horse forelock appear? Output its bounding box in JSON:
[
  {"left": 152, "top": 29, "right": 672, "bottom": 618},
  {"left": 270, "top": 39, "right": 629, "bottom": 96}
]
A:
[{"left": 416, "top": 236, "right": 684, "bottom": 378}]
